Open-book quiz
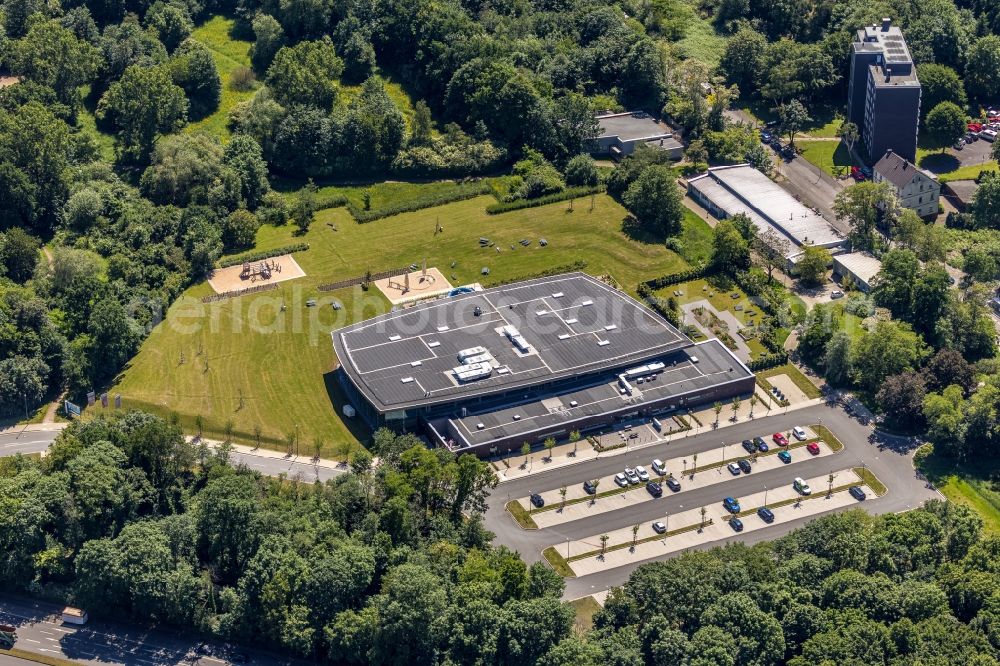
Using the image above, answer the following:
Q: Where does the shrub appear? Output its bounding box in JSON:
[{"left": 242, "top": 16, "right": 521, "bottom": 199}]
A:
[
  {"left": 565, "top": 154, "right": 599, "bottom": 187},
  {"left": 749, "top": 352, "right": 789, "bottom": 371},
  {"left": 230, "top": 66, "right": 257, "bottom": 91}
]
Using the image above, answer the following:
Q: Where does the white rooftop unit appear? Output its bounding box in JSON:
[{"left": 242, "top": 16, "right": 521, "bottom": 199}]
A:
[
  {"left": 512, "top": 335, "right": 530, "bottom": 352},
  {"left": 463, "top": 353, "right": 492, "bottom": 365},
  {"left": 453, "top": 361, "right": 493, "bottom": 382},
  {"left": 457, "top": 346, "right": 488, "bottom": 361}
]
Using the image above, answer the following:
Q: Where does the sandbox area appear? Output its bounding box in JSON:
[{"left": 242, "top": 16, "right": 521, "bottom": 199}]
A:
[
  {"left": 207, "top": 254, "right": 306, "bottom": 294},
  {"left": 373, "top": 267, "right": 453, "bottom": 305}
]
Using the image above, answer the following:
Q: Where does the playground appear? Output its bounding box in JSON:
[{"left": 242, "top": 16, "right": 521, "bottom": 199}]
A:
[
  {"left": 207, "top": 254, "right": 306, "bottom": 294},
  {"left": 373, "top": 266, "right": 453, "bottom": 305}
]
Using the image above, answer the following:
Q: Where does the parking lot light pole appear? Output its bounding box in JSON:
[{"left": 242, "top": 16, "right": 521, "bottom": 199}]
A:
[{"left": 764, "top": 484, "right": 768, "bottom": 507}]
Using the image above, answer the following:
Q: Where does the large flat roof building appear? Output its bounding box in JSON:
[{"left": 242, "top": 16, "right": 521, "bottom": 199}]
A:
[
  {"left": 592, "top": 112, "right": 684, "bottom": 160},
  {"left": 687, "top": 165, "right": 846, "bottom": 268},
  {"left": 333, "top": 273, "right": 754, "bottom": 455},
  {"left": 848, "top": 18, "right": 921, "bottom": 163}
]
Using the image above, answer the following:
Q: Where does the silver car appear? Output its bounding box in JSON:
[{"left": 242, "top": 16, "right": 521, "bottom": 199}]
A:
[{"left": 636, "top": 465, "right": 650, "bottom": 482}]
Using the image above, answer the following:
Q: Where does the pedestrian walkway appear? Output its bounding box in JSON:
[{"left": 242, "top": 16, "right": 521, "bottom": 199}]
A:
[{"left": 189, "top": 435, "right": 345, "bottom": 470}]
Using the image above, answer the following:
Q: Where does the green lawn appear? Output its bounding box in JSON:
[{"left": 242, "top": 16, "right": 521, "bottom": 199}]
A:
[
  {"left": 186, "top": 16, "right": 255, "bottom": 140},
  {"left": 917, "top": 450, "right": 1000, "bottom": 533},
  {"left": 275, "top": 178, "right": 496, "bottom": 212},
  {"left": 109, "top": 194, "right": 689, "bottom": 452},
  {"left": 677, "top": 210, "right": 714, "bottom": 266},
  {"left": 797, "top": 139, "right": 859, "bottom": 178}
]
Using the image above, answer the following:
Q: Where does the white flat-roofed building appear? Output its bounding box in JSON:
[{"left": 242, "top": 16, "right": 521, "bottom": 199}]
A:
[
  {"left": 832, "top": 252, "right": 883, "bottom": 292},
  {"left": 687, "top": 164, "right": 846, "bottom": 269}
]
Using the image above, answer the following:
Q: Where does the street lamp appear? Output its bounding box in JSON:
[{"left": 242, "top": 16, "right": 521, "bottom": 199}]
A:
[{"left": 764, "top": 484, "right": 768, "bottom": 507}]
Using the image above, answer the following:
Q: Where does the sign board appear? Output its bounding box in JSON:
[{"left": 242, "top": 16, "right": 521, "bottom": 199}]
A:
[
  {"left": 100, "top": 393, "right": 108, "bottom": 408},
  {"left": 64, "top": 401, "right": 81, "bottom": 417},
  {"left": 86, "top": 391, "right": 95, "bottom": 406},
  {"left": 114, "top": 394, "right": 122, "bottom": 409}
]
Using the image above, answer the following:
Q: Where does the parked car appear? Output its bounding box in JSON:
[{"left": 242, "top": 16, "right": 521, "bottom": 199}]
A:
[
  {"left": 614, "top": 473, "right": 629, "bottom": 487},
  {"left": 636, "top": 465, "right": 650, "bottom": 482},
  {"left": 793, "top": 477, "right": 812, "bottom": 495},
  {"left": 652, "top": 521, "right": 667, "bottom": 534},
  {"left": 777, "top": 450, "right": 792, "bottom": 464},
  {"left": 625, "top": 467, "right": 640, "bottom": 484},
  {"left": 646, "top": 481, "right": 663, "bottom": 497},
  {"left": 849, "top": 485, "right": 867, "bottom": 501},
  {"left": 727, "top": 462, "right": 742, "bottom": 476},
  {"left": 981, "top": 129, "right": 998, "bottom": 142},
  {"left": 807, "top": 442, "right": 821, "bottom": 455},
  {"left": 773, "top": 432, "right": 789, "bottom": 446},
  {"left": 738, "top": 459, "right": 752, "bottom": 474},
  {"left": 831, "top": 290, "right": 844, "bottom": 299},
  {"left": 860, "top": 166, "right": 873, "bottom": 178},
  {"left": 741, "top": 439, "right": 756, "bottom": 454},
  {"left": 792, "top": 426, "right": 807, "bottom": 441},
  {"left": 723, "top": 496, "right": 741, "bottom": 513},
  {"left": 757, "top": 506, "right": 775, "bottom": 523},
  {"left": 850, "top": 166, "right": 866, "bottom": 181},
  {"left": 583, "top": 479, "right": 597, "bottom": 494},
  {"left": 651, "top": 458, "right": 666, "bottom": 475},
  {"left": 965, "top": 132, "right": 979, "bottom": 142},
  {"left": 665, "top": 476, "right": 681, "bottom": 492},
  {"left": 968, "top": 122, "right": 984, "bottom": 133},
  {"left": 954, "top": 139, "right": 965, "bottom": 150},
  {"left": 757, "top": 439, "right": 769, "bottom": 453},
  {"left": 530, "top": 493, "right": 544, "bottom": 508},
  {"left": 753, "top": 436, "right": 767, "bottom": 450},
  {"left": 760, "top": 130, "right": 773, "bottom": 143},
  {"left": 729, "top": 517, "right": 744, "bottom": 532}
]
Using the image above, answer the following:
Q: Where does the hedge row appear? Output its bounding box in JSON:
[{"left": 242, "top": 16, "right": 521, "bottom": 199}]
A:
[
  {"left": 484, "top": 260, "right": 588, "bottom": 287},
  {"left": 637, "top": 265, "right": 715, "bottom": 293},
  {"left": 485, "top": 186, "right": 603, "bottom": 214},
  {"left": 217, "top": 243, "right": 310, "bottom": 268},
  {"left": 315, "top": 194, "right": 349, "bottom": 211},
  {"left": 748, "top": 352, "right": 789, "bottom": 371},
  {"left": 347, "top": 183, "right": 492, "bottom": 223}
]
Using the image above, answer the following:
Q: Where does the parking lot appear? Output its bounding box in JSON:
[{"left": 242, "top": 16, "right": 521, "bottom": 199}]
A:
[{"left": 484, "top": 403, "right": 941, "bottom": 599}]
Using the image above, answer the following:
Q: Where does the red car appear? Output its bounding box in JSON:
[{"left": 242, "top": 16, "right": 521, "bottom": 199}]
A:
[
  {"left": 773, "top": 433, "right": 789, "bottom": 446},
  {"left": 807, "top": 442, "right": 821, "bottom": 455},
  {"left": 850, "top": 166, "right": 866, "bottom": 181},
  {"left": 969, "top": 123, "right": 984, "bottom": 133}
]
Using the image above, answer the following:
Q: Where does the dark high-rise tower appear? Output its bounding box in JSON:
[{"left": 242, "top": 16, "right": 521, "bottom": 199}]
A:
[{"left": 847, "top": 18, "right": 921, "bottom": 164}]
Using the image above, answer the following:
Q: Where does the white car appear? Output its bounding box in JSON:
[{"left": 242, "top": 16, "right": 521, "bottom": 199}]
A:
[
  {"left": 652, "top": 521, "right": 666, "bottom": 534},
  {"left": 651, "top": 458, "right": 666, "bottom": 475},
  {"left": 614, "top": 472, "right": 629, "bottom": 487},
  {"left": 793, "top": 477, "right": 812, "bottom": 495},
  {"left": 625, "top": 468, "right": 640, "bottom": 484},
  {"left": 792, "top": 426, "right": 807, "bottom": 441},
  {"left": 727, "top": 462, "right": 742, "bottom": 476},
  {"left": 636, "top": 465, "right": 650, "bottom": 482},
  {"left": 981, "top": 129, "right": 998, "bottom": 142}
]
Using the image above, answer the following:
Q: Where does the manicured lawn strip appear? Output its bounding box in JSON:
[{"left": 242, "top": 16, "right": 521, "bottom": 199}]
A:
[
  {"left": 797, "top": 139, "right": 859, "bottom": 178},
  {"left": 567, "top": 519, "right": 715, "bottom": 562},
  {"left": 568, "top": 596, "right": 602, "bottom": 633},
  {"left": 507, "top": 500, "right": 538, "bottom": 529},
  {"left": 187, "top": 16, "right": 254, "bottom": 140},
  {"left": 542, "top": 546, "right": 575, "bottom": 576},
  {"left": 854, "top": 466, "right": 886, "bottom": 496},
  {"left": 758, "top": 363, "right": 822, "bottom": 399},
  {"left": 525, "top": 434, "right": 834, "bottom": 515},
  {"left": 812, "top": 424, "right": 844, "bottom": 452},
  {"left": 937, "top": 161, "right": 999, "bottom": 183},
  {"left": 678, "top": 210, "right": 715, "bottom": 266},
  {"left": 1, "top": 648, "right": 83, "bottom": 666}
]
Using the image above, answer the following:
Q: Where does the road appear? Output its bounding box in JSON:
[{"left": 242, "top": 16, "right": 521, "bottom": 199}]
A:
[
  {"left": 482, "top": 402, "right": 940, "bottom": 599},
  {"left": 0, "top": 596, "right": 298, "bottom": 666},
  {"left": 0, "top": 430, "right": 343, "bottom": 483}
]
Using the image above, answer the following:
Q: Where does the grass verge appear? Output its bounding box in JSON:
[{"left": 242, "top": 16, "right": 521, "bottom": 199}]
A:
[
  {"left": 854, "top": 466, "right": 886, "bottom": 496},
  {"left": 542, "top": 546, "right": 575, "bottom": 576},
  {"left": 506, "top": 500, "right": 538, "bottom": 529},
  {"left": 797, "top": 139, "right": 858, "bottom": 178},
  {"left": 758, "top": 363, "right": 822, "bottom": 399},
  {"left": 568, "top": 596, "right": 601, "bottom": 634},
  {"left": 812, "top": 424, "right": 843, "bottom": 452},
  {"left": 1, "top": 648, "right": 83, "bottom": 666}
]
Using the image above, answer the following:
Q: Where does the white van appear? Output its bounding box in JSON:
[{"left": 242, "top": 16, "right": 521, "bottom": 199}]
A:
[
  {"left": 792, "top": 426, "right": 807, "bottom": 441},
  {"left": 651, "top": 458, "right": 666, "bottom": 475}
]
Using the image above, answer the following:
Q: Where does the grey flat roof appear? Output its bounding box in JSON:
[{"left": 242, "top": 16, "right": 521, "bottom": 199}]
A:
[
  {"left": 445, "top": 339, "right": 752, "bottom": 448},
  {"left": 597, "top": 112, "right": 671, "bottom": 142},
  {"left": 689, "top": 165, "right": 845, "bottom": 252},
  {"left": 332, "top": 273, "right": 691, "bottom": 412},
  {"left": 833, "top": 252, "right": 882, "bottom": 285}
]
